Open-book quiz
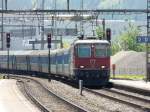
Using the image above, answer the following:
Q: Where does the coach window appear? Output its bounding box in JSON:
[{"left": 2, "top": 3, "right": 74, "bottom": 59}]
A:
[
  {"left": 41, "top": 56, "right": 48, "bottom": 64},
  {"left": 64, "top": 54, "right": 69, "bottom": 64},
  {"left": 95, "top": 44, "right": 110, "bottom": 57},
  {"left": 51, "top": 55, "right": 55, "bottom": 64},
  {"left": 78, "top": 44, "right": 91, "bottom": 58}
]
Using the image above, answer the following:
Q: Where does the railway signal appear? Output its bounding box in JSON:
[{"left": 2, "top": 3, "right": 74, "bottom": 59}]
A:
[
  {"left": 47, "top": 33, "right": 51, "bottom": 48},
  {"left": 6, "top": 33, "right": 11, "bottom": 48},
  {"left": 6, "top": 33, "right": 11, "bottom": 79},
  {"left": 106, "top": 28, "right": 111, "bottom": 42},
  {"left": 47, "top": 33, "right": 51, "bottom": 81}
]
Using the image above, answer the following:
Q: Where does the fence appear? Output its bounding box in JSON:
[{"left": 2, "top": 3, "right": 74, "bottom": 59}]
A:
[{"left": 111, "top": 67, "right": 146, "bottom": 75}]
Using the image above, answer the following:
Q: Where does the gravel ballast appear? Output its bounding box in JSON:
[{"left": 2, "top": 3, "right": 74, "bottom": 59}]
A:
[
  {"left": 36, "top": 78, "right": 145, "bottom": 112},
  {"left": 17, "top": 78, "right": 84, "bottom": 112}
]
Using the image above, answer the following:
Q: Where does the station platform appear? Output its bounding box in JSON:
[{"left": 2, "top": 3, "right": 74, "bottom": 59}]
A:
[
  {"left": 0, "top": 79, "right": 40, "bottom": 112},
  {"left": 110, "top": 79, "right": 150, "bottom": 92}
]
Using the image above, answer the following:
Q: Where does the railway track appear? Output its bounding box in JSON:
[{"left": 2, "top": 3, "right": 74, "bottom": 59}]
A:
[
  {"left": 83, "top": 87, "right": 150, "bottom": 112},
  {"left": 17, "top": 80, "right": 49, "bottom": 112},
  {"left": 113, "top": 83, "right": 150, "bottom": 97},
  {"left": 11, "top": 75, "right": 88, "bottom": 112},
  {"left": 103, "top": 88, "right": 150, "bottom": 104}
]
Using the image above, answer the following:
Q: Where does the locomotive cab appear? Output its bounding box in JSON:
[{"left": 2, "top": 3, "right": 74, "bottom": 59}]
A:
[{"left": 73, "top": 39, "right": 110, "bottom": 86}]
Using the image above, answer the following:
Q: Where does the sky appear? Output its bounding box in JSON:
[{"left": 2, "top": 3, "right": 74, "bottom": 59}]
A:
[{"left": 0, "top": 0, "right": 147, "bottom": 10}]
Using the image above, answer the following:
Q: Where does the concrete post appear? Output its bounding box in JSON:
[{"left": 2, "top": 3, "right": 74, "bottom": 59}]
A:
[{"left": 79, "top": 80, "right": 83, "bottom": 95}]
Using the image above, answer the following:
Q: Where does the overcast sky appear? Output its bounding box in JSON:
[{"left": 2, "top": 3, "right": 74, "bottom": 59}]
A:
[{"left": 0, "top": 0, "right": 147, "bottom": 10}]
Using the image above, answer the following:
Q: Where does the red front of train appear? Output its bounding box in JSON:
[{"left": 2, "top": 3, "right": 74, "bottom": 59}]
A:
[{"left": 73, "top": 40, "right": 110, "bottom": 86}]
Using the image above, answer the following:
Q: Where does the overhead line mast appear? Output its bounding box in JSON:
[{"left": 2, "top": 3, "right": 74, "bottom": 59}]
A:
[
  {"left": 67, "top": 0, "right": 70, "bottom": 11},
  {"left": 80, "top": 0, "right": 84, "bottom": 35},
  {"left": 41, "top": 0, "right": 45, "bottom": 50},
  {"left": 146, "top": 0, "right": 150, "bottom": 81},
  {"left": 1, "top": 0, "right": 4, "bottom": 50}
]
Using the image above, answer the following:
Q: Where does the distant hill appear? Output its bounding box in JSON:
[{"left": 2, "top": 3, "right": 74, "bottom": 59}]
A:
[
  {"left": 6, "top": 0, "right": 147, "bottom": 10},
  {"left": 98, "top": 0, "right": 146, "bottom": 9}
]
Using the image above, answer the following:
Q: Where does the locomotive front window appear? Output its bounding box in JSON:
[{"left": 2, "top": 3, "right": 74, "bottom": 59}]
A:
[
  {"left": 77, "top": 44, "right": 91, "bottom": 58},
  {"left": 95, "top": 44, "right": 110, "bottom": 57}
]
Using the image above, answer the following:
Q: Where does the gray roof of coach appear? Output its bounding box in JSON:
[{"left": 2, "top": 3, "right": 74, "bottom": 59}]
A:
[
  {"left": 74, "top": 40, "right": 110, "bottom": 44},
  {"left": 0, "top": 48, "right": 70, "bottom": 56}
]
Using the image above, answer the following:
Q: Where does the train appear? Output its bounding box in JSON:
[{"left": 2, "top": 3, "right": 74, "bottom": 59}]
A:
[{"left": 0, "top": 39, "right": 111, "bottom": 86}]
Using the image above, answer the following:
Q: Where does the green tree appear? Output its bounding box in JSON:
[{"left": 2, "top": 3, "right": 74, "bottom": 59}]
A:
[
  {"left": 95, "top": 26, "right": 104, "bottom": 39},
  {"left": 111, "top": 39, "right": 122, "bottom": 55},
  {"left": 119, "top": 22, "right": 145, "bottom": 52},
  {"left": 112, "top": 22, "right": 145, "bottom": 55}
]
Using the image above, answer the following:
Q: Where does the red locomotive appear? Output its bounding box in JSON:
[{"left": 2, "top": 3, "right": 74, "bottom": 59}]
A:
[{"left": 73, "top": 39, "right": 110, "bottom": 85}]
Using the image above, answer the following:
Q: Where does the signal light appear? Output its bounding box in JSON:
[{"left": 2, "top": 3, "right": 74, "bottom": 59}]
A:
[
  {"left": 47, "top": 36, "right": 51, "bottom": 44},
  {"left": 6, "top": 33, "right": 11, "bottom": 48},
  {"left": 6, "top": 33, "right": 10, "bottom": 43},
  {"left": 47, "top": 33, "right": 51, "bottom": 48},
  {"left": 106, "top": 28, "right": 111, "bottom": 42}
]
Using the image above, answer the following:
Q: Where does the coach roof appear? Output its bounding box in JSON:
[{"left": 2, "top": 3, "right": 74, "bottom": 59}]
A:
[{"left": 74, "top": 40, "right": 110, "bottom": 45}]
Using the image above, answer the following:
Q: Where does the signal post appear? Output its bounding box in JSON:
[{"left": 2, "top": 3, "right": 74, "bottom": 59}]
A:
[
  {"left": 47, "top": 33, "right": 51, "bottom": 81},
  {"left": 6, "top": 33, "right": 10, "bottom": 79}
]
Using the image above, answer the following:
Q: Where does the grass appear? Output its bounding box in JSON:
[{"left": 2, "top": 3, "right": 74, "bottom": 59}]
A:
[
  {"left": 110, "top": 74, "right": 145, "bottom": 80},
  {"left": 0, "top": 74, "right": 4, "bottom": 79}
]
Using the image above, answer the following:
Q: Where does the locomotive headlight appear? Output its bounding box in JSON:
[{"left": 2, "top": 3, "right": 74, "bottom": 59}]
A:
[
  {"left": 101, "top": 66, "right": 106, "bottom": 69},
  {"left": 80, "top": 66, "right": 85, "bottom": 68}
]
